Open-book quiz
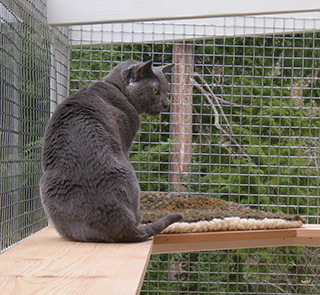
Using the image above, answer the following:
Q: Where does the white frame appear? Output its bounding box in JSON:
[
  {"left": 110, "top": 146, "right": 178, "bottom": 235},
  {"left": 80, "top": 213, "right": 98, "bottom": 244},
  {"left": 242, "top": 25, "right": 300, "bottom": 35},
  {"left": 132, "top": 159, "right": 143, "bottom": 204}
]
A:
[{"left": 47, "top": 0, "right": 320, "bottom": 26}]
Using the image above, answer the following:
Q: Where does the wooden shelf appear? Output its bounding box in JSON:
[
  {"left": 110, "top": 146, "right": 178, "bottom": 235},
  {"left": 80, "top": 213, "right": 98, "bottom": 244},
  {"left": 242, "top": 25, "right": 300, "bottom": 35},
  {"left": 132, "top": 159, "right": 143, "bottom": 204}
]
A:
[
  {"left": 0, "top": 225, "right": 319, "bottom": 294},
  {"left": 152, "top": 224, "right": 320, "bottom": 254},
  {"left": 0, "top": 227, "right": 153, "bottom": 295}
]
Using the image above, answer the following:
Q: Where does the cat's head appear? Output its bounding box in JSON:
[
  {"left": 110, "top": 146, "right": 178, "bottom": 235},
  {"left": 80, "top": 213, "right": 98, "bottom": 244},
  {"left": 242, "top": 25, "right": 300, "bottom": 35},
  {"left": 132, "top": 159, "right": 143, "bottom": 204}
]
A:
[{"left": 105, "top": 60, "right": 174, "bottom": 116}]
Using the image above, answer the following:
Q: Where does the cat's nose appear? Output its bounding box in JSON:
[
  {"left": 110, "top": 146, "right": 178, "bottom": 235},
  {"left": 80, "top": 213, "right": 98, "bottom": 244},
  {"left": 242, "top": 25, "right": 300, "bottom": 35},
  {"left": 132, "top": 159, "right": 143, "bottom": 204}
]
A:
[{"left": 162, "top": 99, "right": 169, "bottom": 109}]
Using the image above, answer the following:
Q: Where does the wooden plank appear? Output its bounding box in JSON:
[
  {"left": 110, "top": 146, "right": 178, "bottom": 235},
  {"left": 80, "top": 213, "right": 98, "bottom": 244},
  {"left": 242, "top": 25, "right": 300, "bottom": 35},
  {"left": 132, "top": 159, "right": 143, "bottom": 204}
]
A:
[
  {"left": 294, "top": 224, "right": 320, "bottom": 247},
  {"left": 153, "top": 228, "right": 296, "bottom": 254},
  {"left": 0, "top": 226, "right": 153, "bottom": 295},
  {"left": 295, "top": 224, "right": 320, "bottom": 237},
  {"left": 47, "top": 0, "right": 320, "bottom": 26},
  {"left": 152, "top": 237, "right": 295, "bottom": 254},
  {"left": 152, "top": 225, "right": 320, "bottom": 254},
  {"left": 1, "top": 224, "right": 319, "bottom": 295}
]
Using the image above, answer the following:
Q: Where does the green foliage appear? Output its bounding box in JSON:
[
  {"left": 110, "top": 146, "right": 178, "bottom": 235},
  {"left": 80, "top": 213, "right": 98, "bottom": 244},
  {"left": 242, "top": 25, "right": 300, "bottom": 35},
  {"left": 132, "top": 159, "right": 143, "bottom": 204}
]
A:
[
  {"left": 130, "top": 137, "right": 172, "bottom": 192},
  {"left": 70, "top": 43, "right": 173, "bottom": 93},
  {"left": 142, "top": 252, "right": 234, "bottom": 293},
  {"left": 189, "top": 34, "right": 320, "bottom": 220}
]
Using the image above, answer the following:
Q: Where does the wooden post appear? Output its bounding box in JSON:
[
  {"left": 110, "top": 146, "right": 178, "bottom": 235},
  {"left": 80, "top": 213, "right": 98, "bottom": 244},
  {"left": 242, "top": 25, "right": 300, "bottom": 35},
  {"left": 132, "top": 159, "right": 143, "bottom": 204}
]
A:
[{"left": 169, "top": 43, "right": 194, "bottom": 191}]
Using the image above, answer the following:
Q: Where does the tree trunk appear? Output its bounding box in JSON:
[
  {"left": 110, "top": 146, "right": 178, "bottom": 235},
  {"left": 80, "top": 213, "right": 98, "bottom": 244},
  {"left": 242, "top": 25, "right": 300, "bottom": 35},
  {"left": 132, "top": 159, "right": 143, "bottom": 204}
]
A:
[{"left": 169, "top": 43, "right": 194, "bottom": 191}]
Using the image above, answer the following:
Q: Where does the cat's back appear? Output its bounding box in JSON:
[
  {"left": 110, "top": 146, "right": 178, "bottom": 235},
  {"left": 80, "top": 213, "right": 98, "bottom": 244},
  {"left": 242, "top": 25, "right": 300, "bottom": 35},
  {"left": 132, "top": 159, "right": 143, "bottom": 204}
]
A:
[
  {"left": 42, "top": 81, "right": 139, "bottom": 171},
  {"left": 46, "top": 81, "right": 135, "bottom": 132}
]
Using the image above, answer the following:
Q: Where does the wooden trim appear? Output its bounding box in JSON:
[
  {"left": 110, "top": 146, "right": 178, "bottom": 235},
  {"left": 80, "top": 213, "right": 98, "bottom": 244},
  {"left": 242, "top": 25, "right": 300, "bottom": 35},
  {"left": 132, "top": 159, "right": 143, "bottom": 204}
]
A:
[
  {"left": 152, "top": 225, "right": 320, "bottom": 254},
  {"left": 47, "top": 0, "right": 320, "bottom": 26},
  {"left": 294, "top": 225, "right": 320, "bottom": 246}
]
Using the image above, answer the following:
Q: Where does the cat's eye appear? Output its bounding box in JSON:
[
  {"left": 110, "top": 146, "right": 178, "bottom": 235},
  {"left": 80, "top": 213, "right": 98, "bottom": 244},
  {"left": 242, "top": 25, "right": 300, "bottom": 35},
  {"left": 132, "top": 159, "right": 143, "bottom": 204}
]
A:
[{"left": 153, "top": 88, "right": 160, "bottom": 95}]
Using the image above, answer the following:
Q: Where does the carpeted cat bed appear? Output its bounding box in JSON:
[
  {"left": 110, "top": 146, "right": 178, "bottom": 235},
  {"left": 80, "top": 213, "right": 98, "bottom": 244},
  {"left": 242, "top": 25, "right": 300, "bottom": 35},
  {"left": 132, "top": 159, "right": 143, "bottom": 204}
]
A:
[{"left": 140, "top": 193, "right": 305, "bottom": 234}]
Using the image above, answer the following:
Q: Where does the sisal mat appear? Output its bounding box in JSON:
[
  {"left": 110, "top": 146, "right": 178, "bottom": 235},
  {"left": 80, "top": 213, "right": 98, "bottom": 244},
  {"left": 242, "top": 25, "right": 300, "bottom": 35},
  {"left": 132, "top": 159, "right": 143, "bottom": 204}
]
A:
[{"left": 140, "top": 193, "right": 305, "bottom": 234}]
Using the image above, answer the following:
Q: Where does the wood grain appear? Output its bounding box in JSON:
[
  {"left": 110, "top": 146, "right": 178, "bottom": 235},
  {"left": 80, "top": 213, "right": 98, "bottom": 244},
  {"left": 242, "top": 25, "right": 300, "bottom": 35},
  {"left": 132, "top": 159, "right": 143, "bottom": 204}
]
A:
[{"left": 0, "top": 226, "right": 153, "bottom": 295}]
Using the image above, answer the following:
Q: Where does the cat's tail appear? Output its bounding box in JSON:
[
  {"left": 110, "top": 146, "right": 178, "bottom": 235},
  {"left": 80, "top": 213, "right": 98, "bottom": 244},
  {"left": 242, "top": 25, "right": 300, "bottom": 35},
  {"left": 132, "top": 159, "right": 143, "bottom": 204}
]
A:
[{"left": 121, "top": 212, "right": 183, "bottom": 242}]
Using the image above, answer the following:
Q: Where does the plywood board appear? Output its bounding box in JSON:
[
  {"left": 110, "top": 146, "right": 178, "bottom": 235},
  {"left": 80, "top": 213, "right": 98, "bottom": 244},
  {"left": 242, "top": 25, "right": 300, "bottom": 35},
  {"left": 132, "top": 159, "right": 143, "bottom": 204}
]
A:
[{"left": 0, "top": 227, "right": 153, "bottom": 295}]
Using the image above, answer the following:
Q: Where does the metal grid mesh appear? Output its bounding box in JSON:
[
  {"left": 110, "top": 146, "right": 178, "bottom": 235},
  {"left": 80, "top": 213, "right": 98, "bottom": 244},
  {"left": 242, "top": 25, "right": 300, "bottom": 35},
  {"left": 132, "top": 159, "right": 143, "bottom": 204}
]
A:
[
  {"left": 143, "top": 247, "right": 320, "bottom": 294},
  {"left": 0, "top": 0, "right": 68, "bottom": 252},
  {"left": 69, "top": 17, "right": 320, "bottom": 294}
]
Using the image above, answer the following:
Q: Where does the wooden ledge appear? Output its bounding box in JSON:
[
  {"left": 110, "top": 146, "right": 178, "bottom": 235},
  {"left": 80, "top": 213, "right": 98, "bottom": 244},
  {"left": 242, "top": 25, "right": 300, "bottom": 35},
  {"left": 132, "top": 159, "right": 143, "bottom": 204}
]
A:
[
  {"left": 0, "top": 225, "right": 319, "bottom": 294},
  {"left": 152, "top": 224, "right": 320, "bottom": 254},
  {"left": 0, "top": 226, "right": 153, "bottom": 295}
]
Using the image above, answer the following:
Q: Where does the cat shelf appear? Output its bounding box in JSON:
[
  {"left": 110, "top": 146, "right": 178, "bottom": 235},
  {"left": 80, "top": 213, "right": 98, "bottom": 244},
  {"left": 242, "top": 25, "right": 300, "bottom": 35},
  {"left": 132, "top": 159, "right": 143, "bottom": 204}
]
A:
[
  {"left": 0, "top": 225, "right": 319, "bottom": 295},
  {"left": 0, "top": 227, "right": 153, "bottom": 295}
]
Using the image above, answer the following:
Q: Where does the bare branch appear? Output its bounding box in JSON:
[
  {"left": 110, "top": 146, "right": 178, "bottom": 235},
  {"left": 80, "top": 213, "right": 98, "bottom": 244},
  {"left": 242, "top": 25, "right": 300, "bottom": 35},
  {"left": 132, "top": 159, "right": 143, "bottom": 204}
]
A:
[
  {"left": 263, "top": 280, "right": 286, "bottom": 293},
  {"left": 193, "top": 71, "right": 248, "bottom": 108},
  {"left": 194, "top": 72, "right": 235, "bottom": 136},
  {"left": 193, "top": 77, "right": 257, "bottom": 167},
  {"left": 193, "top": 81, "right": 220, "bottom": 127}
]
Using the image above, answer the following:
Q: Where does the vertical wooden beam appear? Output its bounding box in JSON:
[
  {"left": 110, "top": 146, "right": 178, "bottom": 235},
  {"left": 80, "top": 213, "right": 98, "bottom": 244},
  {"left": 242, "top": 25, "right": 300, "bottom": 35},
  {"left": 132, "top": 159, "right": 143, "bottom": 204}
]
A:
[{"left": 169, "top": 43, "right": 194, "bottom": 191}]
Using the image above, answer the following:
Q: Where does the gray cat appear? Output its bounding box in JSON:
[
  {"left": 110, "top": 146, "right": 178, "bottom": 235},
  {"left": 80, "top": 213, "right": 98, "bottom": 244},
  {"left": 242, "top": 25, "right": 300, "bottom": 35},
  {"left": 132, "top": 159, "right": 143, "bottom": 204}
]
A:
[{"left": 40, "top": 60, "right": 182, "bottom": 242}]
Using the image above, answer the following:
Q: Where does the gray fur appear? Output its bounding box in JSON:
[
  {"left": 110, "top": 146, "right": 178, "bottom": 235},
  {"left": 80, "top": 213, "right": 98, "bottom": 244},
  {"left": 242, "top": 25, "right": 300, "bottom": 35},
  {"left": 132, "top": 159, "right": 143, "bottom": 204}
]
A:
[{"left": 40, "top": 60, "right": 182, "bottom": 242}]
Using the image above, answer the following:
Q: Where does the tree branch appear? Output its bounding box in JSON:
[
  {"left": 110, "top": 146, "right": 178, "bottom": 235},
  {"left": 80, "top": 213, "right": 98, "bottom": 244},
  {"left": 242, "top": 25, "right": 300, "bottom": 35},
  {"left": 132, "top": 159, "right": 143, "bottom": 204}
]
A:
[
  {"left": 193, "top": 71, "right": 248, "bottom": 108},
  {"left": 193, "top": 75, "right": 258, "bottom": 167}
]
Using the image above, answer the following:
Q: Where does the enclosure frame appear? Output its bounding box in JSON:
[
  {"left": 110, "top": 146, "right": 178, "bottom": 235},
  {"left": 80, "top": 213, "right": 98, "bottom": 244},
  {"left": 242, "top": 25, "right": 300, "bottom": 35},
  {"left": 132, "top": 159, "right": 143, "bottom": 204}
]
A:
[{"left": 1, "top": 0, "right": 320, "bottom": 294}]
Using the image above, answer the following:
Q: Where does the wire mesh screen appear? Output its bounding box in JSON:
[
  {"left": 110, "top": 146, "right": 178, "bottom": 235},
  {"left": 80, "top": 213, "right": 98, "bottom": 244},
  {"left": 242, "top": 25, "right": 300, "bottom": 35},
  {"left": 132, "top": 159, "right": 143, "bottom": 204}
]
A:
[
  {"left": 69, "top": 17, "right": 320, "bottom": 294},
  {"left": 0, "top": 0, "right": 68, "bottom": 252}
]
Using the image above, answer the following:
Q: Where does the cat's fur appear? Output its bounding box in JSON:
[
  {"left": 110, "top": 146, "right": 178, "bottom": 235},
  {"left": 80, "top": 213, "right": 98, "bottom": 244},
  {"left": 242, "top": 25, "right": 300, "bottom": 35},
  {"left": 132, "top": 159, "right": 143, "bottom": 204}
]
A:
[{"left": 40, "top": 60, "right": 182, "bottom": 243}]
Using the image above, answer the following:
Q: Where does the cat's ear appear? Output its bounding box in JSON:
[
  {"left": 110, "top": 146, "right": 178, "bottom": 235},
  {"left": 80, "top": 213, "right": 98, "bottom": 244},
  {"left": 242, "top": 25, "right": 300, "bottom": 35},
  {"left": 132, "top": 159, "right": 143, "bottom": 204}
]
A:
[
  {"left": 160, "top": 64, "right": 174, "bottom": 73},
  {"left": 133, "top": 60, "right": 154, "bottom": 80}
]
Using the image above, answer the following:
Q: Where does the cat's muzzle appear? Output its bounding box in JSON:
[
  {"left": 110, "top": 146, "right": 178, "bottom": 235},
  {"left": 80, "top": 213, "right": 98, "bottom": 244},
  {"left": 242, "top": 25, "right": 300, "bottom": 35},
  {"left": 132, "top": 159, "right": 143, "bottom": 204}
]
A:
[{"left": 149, "top": 100, "right": 169, "bottom": 115}]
